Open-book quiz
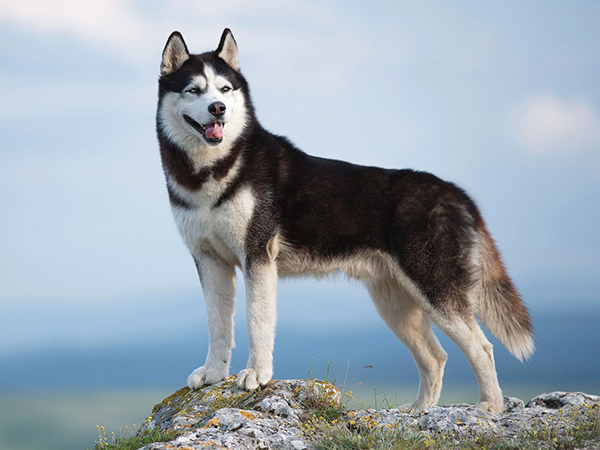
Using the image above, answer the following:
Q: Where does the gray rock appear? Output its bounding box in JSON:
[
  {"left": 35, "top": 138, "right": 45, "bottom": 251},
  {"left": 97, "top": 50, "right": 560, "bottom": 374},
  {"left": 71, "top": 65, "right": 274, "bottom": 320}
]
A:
[
  {"left": 137, "top": 377, "right": 338, "bottom": 449},
  {"left": 503, "top": 395, "right": 525, "bottom": 412},
  {"left": 257, "top": 395, "right": 297, "bottom": 419},
  {"left": 136, "top": 380, "right": 600, "bottom": 450},
  {"left": 419, "top": 405, "right": 500, "bottom": 436},
  {"left": 527, "top": 391, "right": 600, "bottom": 409}
]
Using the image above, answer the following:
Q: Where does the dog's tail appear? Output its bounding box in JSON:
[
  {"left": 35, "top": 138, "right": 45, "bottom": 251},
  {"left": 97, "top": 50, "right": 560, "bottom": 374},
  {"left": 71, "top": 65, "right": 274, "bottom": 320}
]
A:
[{"left": 474, "top": 222, "right": 534, "bottom": 362}]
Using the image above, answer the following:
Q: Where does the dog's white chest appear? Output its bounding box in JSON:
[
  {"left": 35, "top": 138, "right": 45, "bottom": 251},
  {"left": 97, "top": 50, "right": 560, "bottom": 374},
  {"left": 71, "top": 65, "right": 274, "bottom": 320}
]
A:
[{"left": 171, "top": 181, "right": 255, "bottom": 265}]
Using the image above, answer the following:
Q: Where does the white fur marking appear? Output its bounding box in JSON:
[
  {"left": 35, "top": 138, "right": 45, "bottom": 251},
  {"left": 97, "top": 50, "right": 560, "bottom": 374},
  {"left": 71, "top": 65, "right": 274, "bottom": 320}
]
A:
[
  {"left": 171, "top": 181, "right": 255, "bottom": 266},
  {"left": 191, "top": 75, "right": 208, "bottom": 92},
  {"left": 188, "top": 253, "right": 236, "bottom": 389},
  {"left": 238, "top": 261, "right": 278, "bottom": 390}
]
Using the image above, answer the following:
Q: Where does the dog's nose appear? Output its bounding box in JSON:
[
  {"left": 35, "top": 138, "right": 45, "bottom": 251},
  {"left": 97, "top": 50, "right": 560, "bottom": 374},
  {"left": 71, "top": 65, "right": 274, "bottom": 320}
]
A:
[{"left": 208, "top": 101, "right": 226, "bottom": 116}]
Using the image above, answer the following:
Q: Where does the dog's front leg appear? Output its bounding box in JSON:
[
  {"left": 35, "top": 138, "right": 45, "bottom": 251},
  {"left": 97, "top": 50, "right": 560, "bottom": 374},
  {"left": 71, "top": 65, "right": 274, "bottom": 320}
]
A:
[
  {"left": 187, "top": 253, "right": 236, "bottom": 390},
  {"left": 237, "top": 260, "right": 277, "bottom": 390}
]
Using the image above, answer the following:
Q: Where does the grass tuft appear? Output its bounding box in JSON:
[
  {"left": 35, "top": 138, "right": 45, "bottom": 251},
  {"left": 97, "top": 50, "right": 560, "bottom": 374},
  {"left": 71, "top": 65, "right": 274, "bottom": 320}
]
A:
[
  {"left": 313, "top": 425, "right": 427, "bottom": 450},
  {"left": 93, "top": 424, "right": 180, "bottom": 450}
]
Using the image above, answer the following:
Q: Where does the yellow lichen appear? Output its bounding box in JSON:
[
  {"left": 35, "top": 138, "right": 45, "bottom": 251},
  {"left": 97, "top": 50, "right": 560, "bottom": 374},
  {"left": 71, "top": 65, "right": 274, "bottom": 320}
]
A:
[
  {"left": 240, "top": 410, "right": 257, "bottom": 420},
  {"left": 203, "top": 417, "right": 220, "bottom": 428}
]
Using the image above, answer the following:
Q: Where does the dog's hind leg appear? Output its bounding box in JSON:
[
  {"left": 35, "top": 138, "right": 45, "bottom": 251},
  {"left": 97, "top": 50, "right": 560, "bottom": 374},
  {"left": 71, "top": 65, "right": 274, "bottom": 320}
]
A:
[
  {"left": 430, "top": 311, "right": 504, "bottom": 413},
  {"left": 366, "top": 279, "right": 448, "bottom": 412}
]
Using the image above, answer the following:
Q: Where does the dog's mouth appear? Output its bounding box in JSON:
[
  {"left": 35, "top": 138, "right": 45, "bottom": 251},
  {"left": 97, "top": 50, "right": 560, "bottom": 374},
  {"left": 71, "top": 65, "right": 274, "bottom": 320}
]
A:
[{"left": 183, "top": 115, "right": 225, "bottom": 145}]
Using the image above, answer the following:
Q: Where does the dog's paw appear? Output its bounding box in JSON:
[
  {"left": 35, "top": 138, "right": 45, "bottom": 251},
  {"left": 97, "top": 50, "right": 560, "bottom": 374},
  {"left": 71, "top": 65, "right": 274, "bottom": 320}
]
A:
[
  {"left": 237, "top": 367, "right": 272, "bottom": 391},
  {"left": 187, "top": 366, "right": 227, "bottom": 390},
  {"left": 475, "top": 400, "right": 503, "bottom": 414}
]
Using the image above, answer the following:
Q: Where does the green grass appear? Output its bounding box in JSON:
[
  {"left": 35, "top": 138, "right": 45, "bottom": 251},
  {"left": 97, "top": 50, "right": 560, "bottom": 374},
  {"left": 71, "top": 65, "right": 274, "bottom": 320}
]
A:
[
  {"left": 93, "top": 425, "right": 180, "bottom": 450},
  {"left": 314, "top": 426, "right": 428, "bottom": 450}
]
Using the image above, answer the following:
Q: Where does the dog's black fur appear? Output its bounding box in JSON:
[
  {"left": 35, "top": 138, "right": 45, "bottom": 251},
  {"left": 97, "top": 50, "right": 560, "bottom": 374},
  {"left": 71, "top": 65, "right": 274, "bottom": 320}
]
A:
[{"left": 158, "top": 38, "right": 493, "bottom": 312}]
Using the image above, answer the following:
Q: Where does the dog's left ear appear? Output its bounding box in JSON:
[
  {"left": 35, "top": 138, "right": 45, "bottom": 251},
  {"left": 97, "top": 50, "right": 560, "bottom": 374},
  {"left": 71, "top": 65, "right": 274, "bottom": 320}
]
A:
[{"left": 216, "top": 28, "right": 240, "bottom": 71}]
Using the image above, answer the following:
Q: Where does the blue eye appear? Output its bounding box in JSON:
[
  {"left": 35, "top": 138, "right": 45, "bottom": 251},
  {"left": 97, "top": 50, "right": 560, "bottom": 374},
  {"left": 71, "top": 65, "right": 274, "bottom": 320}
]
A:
[{"left": 186, "top": 87, "right": 200, "bottom": 94}]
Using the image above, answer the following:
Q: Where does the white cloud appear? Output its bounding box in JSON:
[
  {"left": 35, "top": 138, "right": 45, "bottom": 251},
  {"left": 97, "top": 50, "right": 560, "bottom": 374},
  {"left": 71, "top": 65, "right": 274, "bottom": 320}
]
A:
[
  {"left": 511, "top": 94, "right": 600, "bottom": 153},
  {"left": 0, "top": 0, "right": 370, "bottom": 93},
  {"left": 0, "top": 0, "right": 146, "bottom": 58}
]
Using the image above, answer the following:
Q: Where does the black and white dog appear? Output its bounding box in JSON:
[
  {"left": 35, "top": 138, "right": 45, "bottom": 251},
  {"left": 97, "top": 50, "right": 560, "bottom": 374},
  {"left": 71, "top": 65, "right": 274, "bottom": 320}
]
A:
[{"left": 156, "top": 29, "right": 533, "bottom": 413}]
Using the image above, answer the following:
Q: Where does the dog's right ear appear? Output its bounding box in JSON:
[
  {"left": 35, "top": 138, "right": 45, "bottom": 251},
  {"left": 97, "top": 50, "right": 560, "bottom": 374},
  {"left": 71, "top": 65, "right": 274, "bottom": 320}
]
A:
[
  {"left": 161, "top": 32, "right": 190, "bottom": 75},
  {"left": 216, "top": 28, "right": 240, "bottom": 71}
]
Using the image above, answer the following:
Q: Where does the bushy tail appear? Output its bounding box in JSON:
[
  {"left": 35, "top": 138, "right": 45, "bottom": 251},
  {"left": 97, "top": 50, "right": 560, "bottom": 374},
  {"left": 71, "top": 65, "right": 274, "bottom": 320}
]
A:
[{"left": 475, "top": 224, "right": 534, "bottom": 362}]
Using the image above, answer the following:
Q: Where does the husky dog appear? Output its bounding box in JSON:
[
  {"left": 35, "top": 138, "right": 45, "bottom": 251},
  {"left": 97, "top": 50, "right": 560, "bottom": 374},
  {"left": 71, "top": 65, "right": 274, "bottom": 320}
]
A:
[{"left": 156, "top": 29, "right": 533, "bottom": 413}]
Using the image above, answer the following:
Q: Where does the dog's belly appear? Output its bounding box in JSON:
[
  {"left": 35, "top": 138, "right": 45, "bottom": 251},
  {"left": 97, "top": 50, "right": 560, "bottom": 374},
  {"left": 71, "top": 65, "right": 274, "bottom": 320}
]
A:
[{"left": 276, "top": 246, "right": 396, "bottom": 281}]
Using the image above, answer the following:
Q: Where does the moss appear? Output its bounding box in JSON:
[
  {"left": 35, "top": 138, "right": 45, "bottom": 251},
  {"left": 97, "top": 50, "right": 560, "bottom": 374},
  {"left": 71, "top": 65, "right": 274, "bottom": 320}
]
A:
[{"left": 152, "top": 386, "right": 191, "bottom": 412}]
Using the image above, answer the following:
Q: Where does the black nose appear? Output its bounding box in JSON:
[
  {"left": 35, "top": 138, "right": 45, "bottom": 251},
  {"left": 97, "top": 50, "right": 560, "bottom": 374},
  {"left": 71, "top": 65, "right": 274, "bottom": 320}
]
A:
[{"left": 208, "top": 101, "right": 226, "bottom": 116}]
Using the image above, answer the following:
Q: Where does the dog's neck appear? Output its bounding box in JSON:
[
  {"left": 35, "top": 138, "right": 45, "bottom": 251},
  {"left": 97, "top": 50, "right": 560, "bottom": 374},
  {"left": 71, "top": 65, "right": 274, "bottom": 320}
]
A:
[
  {"left": 158, "top": 132, "right": 244, "bottom": 192},
  {"left": 183, "top": 138, "right": 238, "bottom": 173}
]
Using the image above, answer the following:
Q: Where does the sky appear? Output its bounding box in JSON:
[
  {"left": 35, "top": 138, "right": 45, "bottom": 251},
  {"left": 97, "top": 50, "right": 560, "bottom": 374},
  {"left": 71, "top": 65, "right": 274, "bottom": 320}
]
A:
[{"left": 0, "top": 0, "right": 599, "bottom": 358}]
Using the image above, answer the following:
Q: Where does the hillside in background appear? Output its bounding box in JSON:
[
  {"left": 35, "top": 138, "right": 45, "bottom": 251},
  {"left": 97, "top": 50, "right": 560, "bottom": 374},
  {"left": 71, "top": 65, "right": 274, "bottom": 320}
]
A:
[{"left": 2, "top": 310, "right": 599, "bottom": 392}]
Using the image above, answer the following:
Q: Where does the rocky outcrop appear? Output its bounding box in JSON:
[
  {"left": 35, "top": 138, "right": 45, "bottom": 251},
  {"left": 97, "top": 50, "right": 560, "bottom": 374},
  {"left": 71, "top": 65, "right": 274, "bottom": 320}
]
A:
[
  {"left": 136, "top": 377, "right": 600, "bottom": 449},
  {"left": 137, "top": 377, "right": 339, "bottom": 449}
]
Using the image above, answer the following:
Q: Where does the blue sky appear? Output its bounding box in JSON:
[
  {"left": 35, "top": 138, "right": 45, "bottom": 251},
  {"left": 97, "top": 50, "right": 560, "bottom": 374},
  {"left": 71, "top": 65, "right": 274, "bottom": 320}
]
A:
[{"left": 0, "top": 0, "right": 599, "bottom": 356}]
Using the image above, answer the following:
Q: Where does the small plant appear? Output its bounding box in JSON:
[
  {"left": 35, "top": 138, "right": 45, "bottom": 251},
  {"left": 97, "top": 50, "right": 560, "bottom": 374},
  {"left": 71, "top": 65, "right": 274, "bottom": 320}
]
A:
[
  {"left": 314, "top": 424, "right": 427, "bottom": 450},
  {"left": 94, "top": 423, "right": 180, "bottom": 450},
  {"left": 372, "top": 388, "right": 394, "bottom": 410}
]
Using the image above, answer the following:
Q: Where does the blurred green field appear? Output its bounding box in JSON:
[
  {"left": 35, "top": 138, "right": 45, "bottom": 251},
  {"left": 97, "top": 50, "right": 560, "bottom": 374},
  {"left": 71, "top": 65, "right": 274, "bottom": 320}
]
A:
[
  {"left": 0, "top": 390, "right": 171, "bottom": 450},
  {"left": 2, "top": 383, "right": 598, "bottom": 450}
]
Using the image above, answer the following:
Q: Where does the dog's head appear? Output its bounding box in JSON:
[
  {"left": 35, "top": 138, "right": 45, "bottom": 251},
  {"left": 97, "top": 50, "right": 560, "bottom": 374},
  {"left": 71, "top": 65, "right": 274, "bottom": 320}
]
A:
[{"left": 157, "top": 29, "right": 250, "bottom": 149}]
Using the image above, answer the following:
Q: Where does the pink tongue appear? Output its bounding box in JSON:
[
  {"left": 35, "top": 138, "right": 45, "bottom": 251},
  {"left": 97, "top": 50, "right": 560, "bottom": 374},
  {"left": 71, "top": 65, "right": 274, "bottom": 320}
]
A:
[{"left": 205, "top": 123, "right": 224, "bottom": 140}]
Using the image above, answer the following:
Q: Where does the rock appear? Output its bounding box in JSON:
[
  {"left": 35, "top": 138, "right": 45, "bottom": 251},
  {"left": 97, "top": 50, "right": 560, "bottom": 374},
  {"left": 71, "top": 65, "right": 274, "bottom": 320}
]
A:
[
  {"left": 134, "top": 378, "right": 600, "bottom": 450},
  {"left": 257, "top": 395, "right": 298, "bottom": 419},
  {"left": 503, "top": 395, "right": 525, "bottom": 413},
  {"left": 137, "top": 377, "right": 338, "bottom": 450},
  {"left": 527, "top": 391, "right": 600, "bottom": 409}
]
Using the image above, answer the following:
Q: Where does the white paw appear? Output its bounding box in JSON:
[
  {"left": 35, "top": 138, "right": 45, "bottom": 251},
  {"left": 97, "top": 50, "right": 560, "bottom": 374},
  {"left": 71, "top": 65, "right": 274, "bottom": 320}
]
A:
[
  {"left": 187, "top": 366, "right": 227, "bottom": 390},
  {"left": 237, "top": 367, "right": 272, "bottom": 391},
  {"left": 476, "top": 400, "right": 503, "bottom": 414}
]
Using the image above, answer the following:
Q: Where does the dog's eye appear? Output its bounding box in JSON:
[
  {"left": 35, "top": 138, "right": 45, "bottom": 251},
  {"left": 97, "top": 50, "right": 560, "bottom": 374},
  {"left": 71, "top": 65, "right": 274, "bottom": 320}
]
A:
[
  {"left": 186, "top": 88, "right": 200, "bottom": 94},
  {"left": 221, "top": 86, "right": 232, "bottom": 93}
]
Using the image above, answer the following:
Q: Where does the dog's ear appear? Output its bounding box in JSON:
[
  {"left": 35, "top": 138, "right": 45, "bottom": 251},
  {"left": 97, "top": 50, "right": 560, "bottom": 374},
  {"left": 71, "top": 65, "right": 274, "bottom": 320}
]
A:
[
  {"left": 161, "top": 31, "right": 190, "bottom": 75},
  {"left": 216, "top": 28, "right": 240, "bottom": 71}
]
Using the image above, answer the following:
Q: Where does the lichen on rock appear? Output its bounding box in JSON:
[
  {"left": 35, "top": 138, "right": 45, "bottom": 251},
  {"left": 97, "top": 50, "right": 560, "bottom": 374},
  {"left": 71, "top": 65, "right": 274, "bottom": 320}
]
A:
[
  {"left": 137, "top": 377, "right": 339, "bottom": 449},
  {"left": 134, "top": 378, "right": 600, "bottom": 450}
]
